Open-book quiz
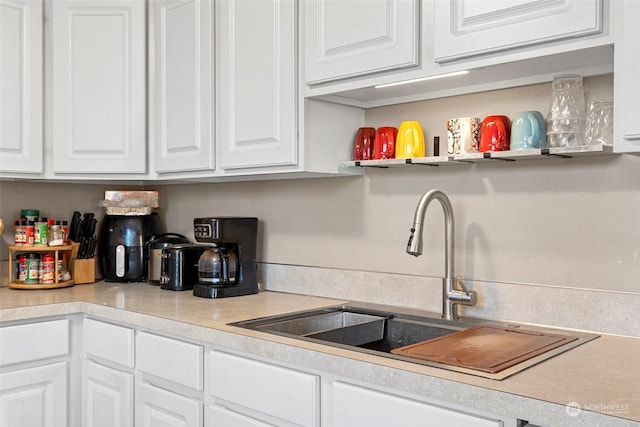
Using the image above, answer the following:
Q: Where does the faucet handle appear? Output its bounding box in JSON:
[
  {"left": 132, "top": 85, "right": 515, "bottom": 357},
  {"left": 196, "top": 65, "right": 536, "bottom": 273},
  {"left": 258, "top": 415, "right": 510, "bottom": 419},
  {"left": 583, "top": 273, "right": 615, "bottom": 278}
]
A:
[{"left": 456, "top": 279, "right": 477, "bottom": 306}]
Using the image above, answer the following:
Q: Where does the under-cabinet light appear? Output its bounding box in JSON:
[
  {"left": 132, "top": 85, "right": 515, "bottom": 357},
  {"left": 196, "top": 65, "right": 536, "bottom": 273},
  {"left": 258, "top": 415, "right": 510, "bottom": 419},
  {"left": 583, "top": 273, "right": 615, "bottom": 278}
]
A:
[{"left": 374, "top": 70, "right": 470, "bottom": 89}]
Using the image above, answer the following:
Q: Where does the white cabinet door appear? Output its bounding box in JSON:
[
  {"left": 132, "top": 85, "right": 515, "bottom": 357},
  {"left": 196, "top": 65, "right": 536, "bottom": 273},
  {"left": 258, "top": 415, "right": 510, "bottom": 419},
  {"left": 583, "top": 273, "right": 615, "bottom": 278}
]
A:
[
  {"left": 83, "top": 360, "right": 134, "bottom": 427},
  {"left": 0, "top": 0, "right": 43, "bottom": 174},
  {"left": 331, "top": 382, "right": 503, "bottom": 427},
  {"left": 304, "top": 0, "right": 420, "bottom": 84},
  {"left": 136, "top": 381, "right": 203, "bottom": 427},
  {"left": 614, "top": 0, "right": 640, "bottom": 152},
  {"left": 0, "top": 362, "right": 67, "bottom": 427},
  {"left": 217, "top": 0, "right": 297, "bottom": 170},
  {"left": 149, "top": 0, "right": 215, "bottom": 173},
  {"left": 433, "top": 0, "right": 603, "bottom": 63},
  {"left": 51, "top": 0, "right": 146, "bottom": 174}
]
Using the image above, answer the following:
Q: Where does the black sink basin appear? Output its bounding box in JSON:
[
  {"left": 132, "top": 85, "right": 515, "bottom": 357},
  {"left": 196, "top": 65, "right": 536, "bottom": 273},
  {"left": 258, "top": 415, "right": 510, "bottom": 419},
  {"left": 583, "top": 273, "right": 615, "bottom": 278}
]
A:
[{"left": 230, "top": 304, "right": 598, "bottom": 380}]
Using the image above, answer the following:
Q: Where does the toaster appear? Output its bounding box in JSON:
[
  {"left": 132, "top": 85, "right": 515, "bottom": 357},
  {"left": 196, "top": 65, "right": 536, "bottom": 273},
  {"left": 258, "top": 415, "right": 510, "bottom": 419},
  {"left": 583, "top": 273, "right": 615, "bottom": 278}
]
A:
[{"left": 159, "top": 244, "right": 212, "bottom": 291}]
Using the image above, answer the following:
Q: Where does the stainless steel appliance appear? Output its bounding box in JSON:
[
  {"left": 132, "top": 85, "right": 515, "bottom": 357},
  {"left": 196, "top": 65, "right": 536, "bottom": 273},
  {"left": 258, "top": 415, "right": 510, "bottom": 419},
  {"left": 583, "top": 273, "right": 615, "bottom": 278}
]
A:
[
  {"left": 160, "top": 243, "right": 213, "bottom": 291},
  {"left": 99, "top": 213, "right": 162, "bottom": 282},
  {"left": 193, "top": 217, "right": 259, "bottom": 298},
  {"left": 147, "top": 233, "right": 191, "bottom": 283}
]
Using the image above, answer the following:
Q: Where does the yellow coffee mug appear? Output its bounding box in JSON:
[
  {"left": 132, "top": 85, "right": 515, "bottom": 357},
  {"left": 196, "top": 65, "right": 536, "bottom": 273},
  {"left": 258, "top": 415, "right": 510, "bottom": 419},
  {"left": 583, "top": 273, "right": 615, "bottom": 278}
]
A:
[{"left": 395, "top": 121, "right": 425, "bottom": 158}]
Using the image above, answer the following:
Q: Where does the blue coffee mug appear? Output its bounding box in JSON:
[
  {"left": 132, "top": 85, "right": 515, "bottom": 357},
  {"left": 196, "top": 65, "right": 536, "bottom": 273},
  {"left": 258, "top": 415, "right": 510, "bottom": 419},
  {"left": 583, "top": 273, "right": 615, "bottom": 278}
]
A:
[{"left": 510, "top": 111, "right": 546, "bottom": 150}]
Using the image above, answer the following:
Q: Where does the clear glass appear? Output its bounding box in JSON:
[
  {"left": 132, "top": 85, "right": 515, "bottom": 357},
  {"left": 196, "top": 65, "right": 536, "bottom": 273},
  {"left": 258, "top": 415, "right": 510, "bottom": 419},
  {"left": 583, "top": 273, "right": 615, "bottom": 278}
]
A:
[
  {"left": 547, "top": 74, "right": 586, "bottom": 147},
  {"left": 585, "top": 101, "right": 613, "bottom": 146}
]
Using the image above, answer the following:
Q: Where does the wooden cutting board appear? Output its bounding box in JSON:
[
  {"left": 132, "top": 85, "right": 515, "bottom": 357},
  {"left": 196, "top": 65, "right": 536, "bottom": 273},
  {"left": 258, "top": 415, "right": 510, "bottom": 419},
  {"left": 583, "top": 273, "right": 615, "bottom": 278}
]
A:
[{"left": 390, "top": 325, "right": 577, "bottom": 373}]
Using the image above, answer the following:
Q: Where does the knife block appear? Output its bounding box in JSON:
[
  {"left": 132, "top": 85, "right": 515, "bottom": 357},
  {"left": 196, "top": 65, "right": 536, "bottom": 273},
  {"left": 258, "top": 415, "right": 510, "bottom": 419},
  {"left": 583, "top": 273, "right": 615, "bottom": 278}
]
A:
[{"left": 69, "top": 241, "right": 96, "bottom": 284}]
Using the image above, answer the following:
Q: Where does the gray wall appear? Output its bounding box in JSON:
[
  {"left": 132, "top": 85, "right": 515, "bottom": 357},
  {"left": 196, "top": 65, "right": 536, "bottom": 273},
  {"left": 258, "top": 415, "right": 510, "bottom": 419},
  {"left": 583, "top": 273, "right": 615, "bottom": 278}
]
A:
[{"left": 2, "top": 74, "right": 638, "bottom": 293}]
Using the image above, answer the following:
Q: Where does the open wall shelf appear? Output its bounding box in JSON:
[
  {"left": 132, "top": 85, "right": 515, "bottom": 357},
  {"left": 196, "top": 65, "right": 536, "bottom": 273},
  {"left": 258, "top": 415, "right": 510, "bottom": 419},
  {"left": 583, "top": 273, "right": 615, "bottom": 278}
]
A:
[{"left": 341, "top": 144, "right": 615, "bottom": 169}]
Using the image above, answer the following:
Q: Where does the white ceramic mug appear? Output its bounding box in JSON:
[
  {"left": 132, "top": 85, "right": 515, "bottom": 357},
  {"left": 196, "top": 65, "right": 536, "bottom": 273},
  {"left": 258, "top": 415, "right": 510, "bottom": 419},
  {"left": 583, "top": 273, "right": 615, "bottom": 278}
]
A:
[{"left": 447, "top": 117, "right": 481, "bottom": 155}]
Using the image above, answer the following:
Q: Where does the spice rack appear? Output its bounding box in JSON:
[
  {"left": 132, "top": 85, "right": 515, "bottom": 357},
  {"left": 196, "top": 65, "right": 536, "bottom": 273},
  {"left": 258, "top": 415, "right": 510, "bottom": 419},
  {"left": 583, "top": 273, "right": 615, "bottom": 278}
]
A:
[{"left": 8, "top": 245, "right": 75, "bottom": 289}]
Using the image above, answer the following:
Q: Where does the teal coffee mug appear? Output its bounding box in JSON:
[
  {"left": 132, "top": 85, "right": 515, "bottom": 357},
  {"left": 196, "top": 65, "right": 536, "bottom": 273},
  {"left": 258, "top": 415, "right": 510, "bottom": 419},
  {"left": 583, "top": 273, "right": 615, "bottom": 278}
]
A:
[{"left": 510, "top": 111, "right": 546, "bottom": 150}]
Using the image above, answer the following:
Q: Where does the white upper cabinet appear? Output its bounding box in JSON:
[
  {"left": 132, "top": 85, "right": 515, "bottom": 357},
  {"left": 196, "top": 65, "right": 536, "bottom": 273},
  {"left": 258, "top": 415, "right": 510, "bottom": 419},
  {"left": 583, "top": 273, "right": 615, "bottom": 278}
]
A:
[
  {"left": 0, "top": 0, "right": 43, "bottom": 175},
  {"left": 433, "top": 0, "right": 603, "bottom": 63},
  {"left": 149, "top": 0, "right": 215, "bottom": 174},
  {"left": 217, "top": 0, "right": 297, "bottom": 171},
  {"left": 51, "top": 0, "right": 146, "bottom": 174},
  {"left": 304, "top": 0, "right": 420, "bottom": 85},
  {"left": 614, "top": 0, "right": 640, "bottom": 153}
]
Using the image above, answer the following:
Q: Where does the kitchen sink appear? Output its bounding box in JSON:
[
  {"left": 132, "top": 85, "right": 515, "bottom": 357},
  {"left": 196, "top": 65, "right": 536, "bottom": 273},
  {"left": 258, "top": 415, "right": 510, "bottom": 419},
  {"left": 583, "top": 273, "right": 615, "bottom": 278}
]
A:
[{"left": 230, "top": 304, "right": 599, "bottom": 380}]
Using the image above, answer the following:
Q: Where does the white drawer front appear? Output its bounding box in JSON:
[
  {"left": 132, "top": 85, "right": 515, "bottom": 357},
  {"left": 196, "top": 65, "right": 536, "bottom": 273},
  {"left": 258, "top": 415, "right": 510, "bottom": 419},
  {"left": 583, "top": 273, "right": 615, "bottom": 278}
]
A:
[
  {"left": 0, "top": 319, "right": 69, "bottom": 366},
  {"left": 84, "top": 318, "right": 135, "bottom": 368},
  {"left": 137, "top": 331, "right": 203, "bottom": 391},
  {"left": 208, "top": 404, "right": 272, "bottom": 427},
  {"left": 209, "top": 350, "right": 319, "bottom": 427},
  {"left": 332, "top": 382, "right": 502, "bottom": 427}
]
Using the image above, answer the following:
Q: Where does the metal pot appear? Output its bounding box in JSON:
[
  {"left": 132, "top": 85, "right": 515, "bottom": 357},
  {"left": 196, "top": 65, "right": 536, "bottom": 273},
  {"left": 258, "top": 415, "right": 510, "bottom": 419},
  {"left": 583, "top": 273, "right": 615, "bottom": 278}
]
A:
[{"left": 147, "top": 233, "right": 191, "bottom": 283}]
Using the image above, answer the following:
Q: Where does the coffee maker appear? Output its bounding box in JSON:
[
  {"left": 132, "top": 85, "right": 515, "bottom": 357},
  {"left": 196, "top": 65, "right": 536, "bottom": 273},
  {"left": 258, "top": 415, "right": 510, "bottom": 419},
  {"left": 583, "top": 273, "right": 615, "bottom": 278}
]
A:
[{"left": 192, "top": 217, "right": 259, "bottom": 298}]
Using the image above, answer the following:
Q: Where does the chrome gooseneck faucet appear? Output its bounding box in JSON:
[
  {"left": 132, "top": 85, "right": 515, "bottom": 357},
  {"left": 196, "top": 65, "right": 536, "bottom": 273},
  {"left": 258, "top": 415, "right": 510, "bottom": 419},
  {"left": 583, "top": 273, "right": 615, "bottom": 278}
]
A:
[{"left": 406, "top": 189, "right": 477, "bottom": 320}]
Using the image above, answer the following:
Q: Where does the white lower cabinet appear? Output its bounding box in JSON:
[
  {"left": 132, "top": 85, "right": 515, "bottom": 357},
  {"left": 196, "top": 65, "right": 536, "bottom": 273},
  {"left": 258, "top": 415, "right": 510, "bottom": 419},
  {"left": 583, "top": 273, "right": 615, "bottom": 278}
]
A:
[
  {"left": 136, "top": 381, "right": 203, "bottom": 427},
  {"left": 330, "top": 381, "right": 511, "bottom": 427},
  {"left": 0, "top": 319, "right": 71, "bottom": 427},
  {"left": 207, "top": 350, "right": 320, "bottom": 427},
  {"left": 82, "top": 318, "right": 135, "bottom": 427},
  {"left": 83, "top": 360, "right": 134, "bottom": 427},
  {"left": 83, "top": 321, "right": 206, "bottom": 427},
  {"left": 0, "top": 362, "right": 68, "bottom": 427}
]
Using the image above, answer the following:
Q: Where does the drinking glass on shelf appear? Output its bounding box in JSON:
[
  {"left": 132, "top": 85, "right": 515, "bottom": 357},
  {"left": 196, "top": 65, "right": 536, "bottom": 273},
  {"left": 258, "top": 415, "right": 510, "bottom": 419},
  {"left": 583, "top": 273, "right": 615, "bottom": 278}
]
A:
[
  {"left": 585, "top": 101, "right": 613, "bottom": 146},
  {"left": 546, "top": 74, "right": 586, "bottom": 148}
]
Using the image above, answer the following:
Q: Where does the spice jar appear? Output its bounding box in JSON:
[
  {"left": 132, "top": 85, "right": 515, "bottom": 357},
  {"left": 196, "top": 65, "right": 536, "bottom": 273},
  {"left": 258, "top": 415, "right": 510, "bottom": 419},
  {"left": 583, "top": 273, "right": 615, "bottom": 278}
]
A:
[
  {"left": 14, "top": 220, "right": 26, "bottom": 246},
  {"left": 34, "top": 217, "right": 48, "bottom": 246},
  {"left": 24, "top": 253, "right": 40, "bottom": 284},
  {"left": 20, "top": 209, "right": 39, "bottom": 223},
  {"left": 40, "top": 253, "right": 55, "bottom": 284},
  {"left": 57, "top": 220, "right": 69, "bottom": 244},
  {"left": 25, "top": 221, "right": 35, "bottom": 246},
  {"left": 49, "top": 225, "right": 64, "bottom": 246}
]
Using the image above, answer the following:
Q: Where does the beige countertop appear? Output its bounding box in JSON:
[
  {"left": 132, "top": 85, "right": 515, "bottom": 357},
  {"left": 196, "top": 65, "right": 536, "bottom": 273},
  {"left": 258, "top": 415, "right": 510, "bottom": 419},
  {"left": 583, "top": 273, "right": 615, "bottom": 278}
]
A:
[{"left": 1, "top": 283, "right": 639, "bottom": 426}]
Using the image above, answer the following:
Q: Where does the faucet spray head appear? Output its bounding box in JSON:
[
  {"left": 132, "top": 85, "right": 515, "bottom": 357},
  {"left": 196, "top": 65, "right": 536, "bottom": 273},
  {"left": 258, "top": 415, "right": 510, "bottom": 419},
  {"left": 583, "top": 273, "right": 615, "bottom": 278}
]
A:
[{"left": 406, "top": 224, "right": 423, "bottom": 257}]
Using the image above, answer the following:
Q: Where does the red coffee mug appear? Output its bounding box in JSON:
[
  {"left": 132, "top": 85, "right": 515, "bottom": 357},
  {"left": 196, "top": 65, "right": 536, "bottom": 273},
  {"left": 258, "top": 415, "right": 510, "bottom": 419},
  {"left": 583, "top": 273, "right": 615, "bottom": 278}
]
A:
[
  {"left": 353, "top": 127, "right": 376, "bottom": 160},
  {"left": 373, "top": 127, "right": 398, "bottom": 160},
  {"left": 479, "top": 115, "right": 511, "bottom": 152}
]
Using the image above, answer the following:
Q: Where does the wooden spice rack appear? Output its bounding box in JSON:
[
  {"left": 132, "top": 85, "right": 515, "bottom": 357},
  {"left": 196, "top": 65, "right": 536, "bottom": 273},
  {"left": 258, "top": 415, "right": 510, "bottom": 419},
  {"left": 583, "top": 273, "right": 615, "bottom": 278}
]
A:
[{"left": 8, "top": 245, "right": 75, "bottom": 289}]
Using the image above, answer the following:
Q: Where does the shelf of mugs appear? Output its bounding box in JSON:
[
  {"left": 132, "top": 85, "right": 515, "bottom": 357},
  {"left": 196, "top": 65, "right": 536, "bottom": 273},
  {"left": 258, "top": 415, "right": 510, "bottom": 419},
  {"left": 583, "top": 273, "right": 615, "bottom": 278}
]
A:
[{"left": 341, "top": 143, "right": 614, "bottom": 169}]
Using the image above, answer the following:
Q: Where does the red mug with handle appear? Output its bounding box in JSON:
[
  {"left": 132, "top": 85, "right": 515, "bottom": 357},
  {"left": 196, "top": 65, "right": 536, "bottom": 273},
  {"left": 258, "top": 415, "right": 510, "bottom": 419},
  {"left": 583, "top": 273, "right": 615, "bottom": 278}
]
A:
[
  {"left": 373, "top": 127, "right": 398, "bottom": 160},
  {"left": 353, "top": 127, "right": 376, "bottom": 160},
  {"left": 479, "top": 115, "right": 511, "bottom": 152}
]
